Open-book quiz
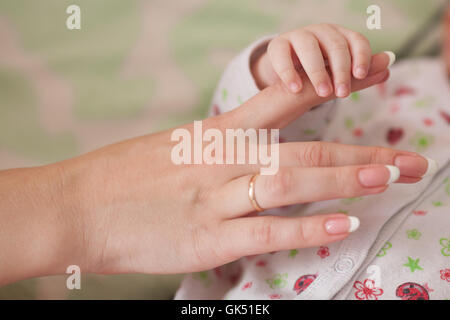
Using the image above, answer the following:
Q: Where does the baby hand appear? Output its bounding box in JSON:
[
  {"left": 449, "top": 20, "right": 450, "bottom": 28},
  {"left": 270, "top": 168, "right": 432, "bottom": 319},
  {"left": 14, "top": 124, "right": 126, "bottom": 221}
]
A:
[{"left": 252, "top": 24, "right": 392, "bottom": 97}]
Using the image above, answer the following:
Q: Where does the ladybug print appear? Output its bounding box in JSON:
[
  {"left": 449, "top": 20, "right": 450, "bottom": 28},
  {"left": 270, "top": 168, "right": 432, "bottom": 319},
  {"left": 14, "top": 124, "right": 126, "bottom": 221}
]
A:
[
  {"left": 396, "top": 282, "right": 429, "bottom": 300},
  {"left": 293, "top": 274, "right": 317, "bottom": 295}
]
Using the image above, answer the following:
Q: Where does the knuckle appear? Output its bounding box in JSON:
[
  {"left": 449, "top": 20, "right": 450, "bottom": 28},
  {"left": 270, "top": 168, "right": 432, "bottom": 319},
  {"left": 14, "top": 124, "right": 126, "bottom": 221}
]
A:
[
  {"left": 267, "top": 37, "right": 283, "bottom": 52},
  {"left": 351, "top": 31, "right": 370, "bottom": 46},
  {"left": 298, "top": 142, "right": 330, "bottom": 167},
  {"left": 251, "top": 218, "right": 277, "bottom": 246},
  {"left": 369, "top": 146, "right": 384, "bottom": 164},
  {"left": 327, "top": 38, "right": 348, "bottom": 51},
  {"left": 265, "top": 169, "right": 294, "bottom": 197},
  {"left": 297, "top": 221, "right": 309, "bottom": 245},
  {"left": 278, "top": 68, "right": 296, "bottom": 79},
  {"left": 291, "top": 30, "right": 316, "bottom": 47}
]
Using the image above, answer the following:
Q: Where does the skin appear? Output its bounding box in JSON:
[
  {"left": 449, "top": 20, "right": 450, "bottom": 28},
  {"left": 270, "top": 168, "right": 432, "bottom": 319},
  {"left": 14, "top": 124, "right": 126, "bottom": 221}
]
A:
[
  {"left": 253, "top": 24, "right": 374, "bottom": 96},
  {"left": 0, "top": 25, "right": 431, "bottom": 286}
]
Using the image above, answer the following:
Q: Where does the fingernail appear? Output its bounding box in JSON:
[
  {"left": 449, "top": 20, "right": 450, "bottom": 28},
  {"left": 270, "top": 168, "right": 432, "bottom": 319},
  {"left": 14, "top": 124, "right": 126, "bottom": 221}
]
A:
[
  {"left": 336, "top": 84, "right": 349, "bottom": 97},
  {"left": 355, "top": 66, "right": 367, "bottom": 79},
  {"left": 394, "top": 155, "right": 436, "bottom": 177},
  {"left": 289, "top": 81, "right": 301, "bottom": 93},
  {"left": 423, "top": 157, "right": 439, "bottom": 177},
  {"left": 325, "top": 216, "right": 360, "bottom": 235},
  {"left": 318, "top": 82, "right": 331, "bottom": 97},
  {"left": 358, "top": 165, "right": 400, "bottom": 187},
  {"left": 384, "top": 51, "right": 396, "bottom": 67}
]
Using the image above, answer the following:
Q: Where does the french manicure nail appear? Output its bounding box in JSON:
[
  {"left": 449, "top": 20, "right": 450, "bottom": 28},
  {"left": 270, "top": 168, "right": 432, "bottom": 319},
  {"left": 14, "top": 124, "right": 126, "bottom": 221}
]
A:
[
  {"left": 423, "top": 157, "right": 439, "bottom": 177},
  {"left": 394, "top": 155, "right": 438, "bottom": 178},
  {"left": 325, "top": 216, "right": 360, "bottom": 235},
  {"left": 358, "top": 165, "right": 400, "bottom": 187},
  {"left": 384, "top": 51, "right": 396, "bottom": 67}
]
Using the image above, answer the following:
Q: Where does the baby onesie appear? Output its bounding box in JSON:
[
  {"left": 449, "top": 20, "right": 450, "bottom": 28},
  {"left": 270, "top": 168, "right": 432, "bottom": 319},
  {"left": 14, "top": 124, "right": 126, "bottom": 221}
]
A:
[{"left": 175, "top": 37, "right": 450, "bottom": 300}]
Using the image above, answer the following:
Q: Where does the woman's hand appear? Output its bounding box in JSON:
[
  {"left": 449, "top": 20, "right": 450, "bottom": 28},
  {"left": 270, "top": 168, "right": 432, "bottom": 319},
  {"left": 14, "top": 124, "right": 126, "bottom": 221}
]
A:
[
  {"left": 0, "top": 51, "right": 433, "bottom": 285},
  {"left": 252, "top": 23, "right": 395, "bottom": 97},
  {"left": 56, "top": 52, "right": 432, "bottom": 277}
]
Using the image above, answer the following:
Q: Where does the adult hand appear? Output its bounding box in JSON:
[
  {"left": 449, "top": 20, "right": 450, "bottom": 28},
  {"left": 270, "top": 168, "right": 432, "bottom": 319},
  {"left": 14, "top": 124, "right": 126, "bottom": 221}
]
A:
[{"left": 0, "top": 52, "right": 432, "bottom": 285}]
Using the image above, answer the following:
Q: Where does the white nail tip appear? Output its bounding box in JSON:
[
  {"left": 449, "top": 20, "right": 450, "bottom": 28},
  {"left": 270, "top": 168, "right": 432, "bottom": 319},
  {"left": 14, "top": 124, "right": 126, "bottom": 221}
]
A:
[
  {"left": 384, "top": 51, "right": 396, "bottom": 67},
  {"left": 423, "top": 157, "right": 439, "bottom": 177},
  {"left": 348, "top": 216, "right": 360, "bottom": 233},
  {"left": 385, "top": 165, "right": 400, "bottom": 184}
]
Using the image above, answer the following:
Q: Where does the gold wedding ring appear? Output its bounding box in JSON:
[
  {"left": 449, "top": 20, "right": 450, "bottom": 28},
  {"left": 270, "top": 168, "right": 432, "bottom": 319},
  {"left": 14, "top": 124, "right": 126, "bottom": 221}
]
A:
[{"left": 248, "top": 174, "right": 264, "bottom": 212}]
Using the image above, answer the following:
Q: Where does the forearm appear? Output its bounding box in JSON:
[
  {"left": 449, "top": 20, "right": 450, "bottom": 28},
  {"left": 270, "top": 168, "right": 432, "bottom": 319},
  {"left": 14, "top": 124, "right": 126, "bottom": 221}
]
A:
[{"left": 0, "top": 164, "right": 85, "bottom": 285}]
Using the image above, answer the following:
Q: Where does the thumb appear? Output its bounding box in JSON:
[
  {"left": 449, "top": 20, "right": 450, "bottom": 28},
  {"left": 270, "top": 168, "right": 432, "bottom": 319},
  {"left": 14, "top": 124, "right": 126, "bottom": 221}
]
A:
[{"left": 229, "top": 51, "right": 392, "bottom": 129}]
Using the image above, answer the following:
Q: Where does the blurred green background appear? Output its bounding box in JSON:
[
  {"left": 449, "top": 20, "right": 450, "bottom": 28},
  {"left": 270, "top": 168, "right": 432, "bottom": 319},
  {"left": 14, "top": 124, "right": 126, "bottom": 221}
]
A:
[{"left": 0, "top": 0, "right": 446, "bottom": 299}]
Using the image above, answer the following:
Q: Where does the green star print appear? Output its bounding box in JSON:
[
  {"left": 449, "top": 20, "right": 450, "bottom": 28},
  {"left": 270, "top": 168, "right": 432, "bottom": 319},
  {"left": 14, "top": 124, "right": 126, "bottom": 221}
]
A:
[{"left": 403, "top": 257, "right": 423, "bottom": 273}]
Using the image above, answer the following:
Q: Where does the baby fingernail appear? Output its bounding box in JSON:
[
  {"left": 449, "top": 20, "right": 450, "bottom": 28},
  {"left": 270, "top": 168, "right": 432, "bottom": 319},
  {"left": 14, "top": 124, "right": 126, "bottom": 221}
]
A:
[
  {"left": 384, "top": 51, "right": 396, "bottom": 67},
  {"left": 325, "top": 216, "right": 360, "bottom": 235},
  {"left": 358, "top": 165, "right": 400, "bottom": 187},
  {"left": 336, "top": 84, "right": 349, "bottom": 97},
  {"left": 355, "top": 66, "right": 367, "bottom": 78},
  {"left": 318, "top": 82, "right": 331, "bottom": 97},
  {"left": 289, "top": 81, "right": 301, "bottom": 93},
  {"left": 394, "top": 155, "right": 438, "bottom": 178}
]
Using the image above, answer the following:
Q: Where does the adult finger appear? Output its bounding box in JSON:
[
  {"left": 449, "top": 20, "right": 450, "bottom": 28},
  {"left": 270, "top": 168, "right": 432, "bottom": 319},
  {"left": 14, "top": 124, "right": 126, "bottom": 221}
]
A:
[
  {"left": 219, "top": 164, "right": 397, "bottom": 217},
  {"left": 278, "top": 141, "right": 434, "bottom": 178},
  {"left": 219, "top": 213, "right": 359, "bottom": 258}
]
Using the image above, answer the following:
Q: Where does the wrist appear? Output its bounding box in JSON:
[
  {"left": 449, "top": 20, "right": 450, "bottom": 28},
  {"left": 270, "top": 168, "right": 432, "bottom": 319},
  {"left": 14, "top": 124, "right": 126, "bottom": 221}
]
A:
[{"left": 0, "top": 164, "right": 88, "bottom": 284}]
